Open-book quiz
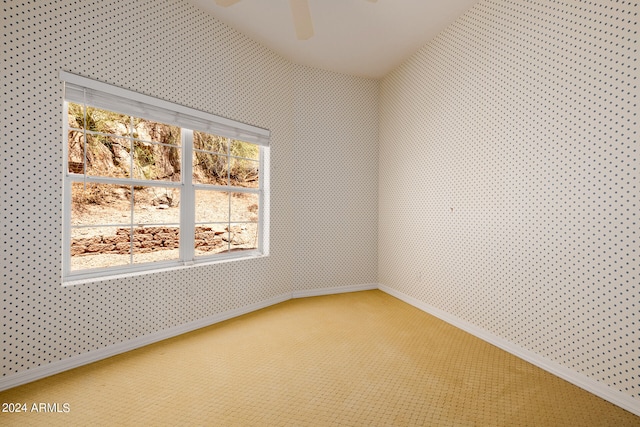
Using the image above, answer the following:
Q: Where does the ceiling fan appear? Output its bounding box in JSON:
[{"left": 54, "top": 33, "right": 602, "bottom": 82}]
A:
[{"left": 215, "top": 0, "right": 377, "bottom": 40}]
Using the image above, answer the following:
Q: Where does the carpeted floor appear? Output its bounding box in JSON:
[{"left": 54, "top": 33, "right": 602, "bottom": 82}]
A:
[{"left": 1, "top": 290, "right": 638, "bottom": 426}]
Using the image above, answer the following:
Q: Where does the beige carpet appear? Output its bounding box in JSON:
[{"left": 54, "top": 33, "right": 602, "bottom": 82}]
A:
[{"left": 1, "top": 290, "right": 638, "bottom": 426}]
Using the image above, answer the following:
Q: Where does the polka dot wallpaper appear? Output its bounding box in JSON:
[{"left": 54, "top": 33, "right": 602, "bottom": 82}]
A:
[
  {"left": 379, "top": 0, "right": 638, "bottom": 401},
  {"left": 291, "top": 64, "right": 379, "bottom": 291},
  {"left": 1, "top": 0, "right": 378, "bottom": 381},
  {"left": 3, "top": 0, "right": 638, "bottom": 410}
]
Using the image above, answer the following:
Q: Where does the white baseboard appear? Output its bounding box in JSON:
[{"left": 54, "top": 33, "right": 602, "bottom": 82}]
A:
[
  {"left": 0, "top": 293, "right": 290, "bottom": 392},
  {"left": 292, "top": 283, "right": 378, "bottom": 299},
  {"left": 3, "top": 283, "right": 639, "bottom": 417},
  {"left": 0, "top": 284, "right": 379, "bottom": 392},
  {"left": 377, "top": 284, "right": 640, "bottom": 417}
]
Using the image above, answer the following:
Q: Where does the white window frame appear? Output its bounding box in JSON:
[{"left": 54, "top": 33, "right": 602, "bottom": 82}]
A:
[{"left": 61, "top": 71, "right": 270, "bottom": 283}]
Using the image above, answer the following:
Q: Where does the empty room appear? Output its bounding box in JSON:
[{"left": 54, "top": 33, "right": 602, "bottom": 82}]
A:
[{"left": 1, "top": 0, "right": 638, "bottom": 425}]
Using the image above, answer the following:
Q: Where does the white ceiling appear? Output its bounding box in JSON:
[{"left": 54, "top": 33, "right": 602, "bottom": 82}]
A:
[{"left": 188, "top": 0, "right": 479, "bottom": 79}]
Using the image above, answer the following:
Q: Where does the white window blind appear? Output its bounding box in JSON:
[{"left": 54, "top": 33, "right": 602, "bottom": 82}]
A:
[{"left": 60, "top": 71, "right": 270, "bottom": 146}]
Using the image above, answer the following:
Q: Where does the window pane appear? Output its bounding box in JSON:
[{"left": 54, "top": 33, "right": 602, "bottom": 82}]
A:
[
  {"left": 133, "top": 141, "right": 181, "bottom": 181},
  {"left": 86, "top": 134, "right": 131, "bottom": 178},
  {"left": 133, "top": 118, "right": 180, "bottom": 146},
  {"left": 67, "top": 130, "right": 85, "bottom": 174},
  {"left": 133, "top": 187, "right": 180, "bottom": 225},
  {"left": 67, "top": 102, "right": 84, "bottom": 129},
  {"left": 85, "top": 106, "right": 131, "bottom": 136},
  {"left": 194, "top": 224, "right": 228, "bottom": 256},
  {"left": 231, "top": 192, "right": 259, "bottom": 222},
  {"left": 228, "top": 223, "right": 258, "bottom": 251},
  {"left": 130, "top": 185, "right": 180, "bottom": 262},
  {"left": 230, "top": 158, "right": 259, "bottom": 188},
  {"left": 195, "top": 190, "right": 229, "bottom": 223},
  {"left": 71, "top": 183, "right": 131, "bottom": 226},
  {"left": 68, "top": 102, "right": 131, "bottom": 136},
  {"left": 133, "top": 248, "right": 180, "bottom": 264},
  {"left": 231, "top": 140, "right": 259, "bottom": 160},
  {"left": 132, "top": 226, "right": 180, "bottom": 264},
  {"left": 193, "top": 131, "right": 228, "bottom": 154},
  {"left": 194, "top": 223, "right": 257, "bottom": 257},
  {"left": 193, "top": 151, "right": 228, "bottom": 185},
  {"left": 78, "top": 135, "right": 130, "bottom": 178},
  {"left": 70, "top": 226, "right": 131, "bottom": 271}
]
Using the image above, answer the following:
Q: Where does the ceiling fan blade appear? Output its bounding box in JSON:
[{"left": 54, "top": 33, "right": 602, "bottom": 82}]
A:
[
  {"left": 290, "top": 0, "right": 314, "bottom": 40},
  {"left": 215, "top": 0, "right": 241, "bottom": 6}
]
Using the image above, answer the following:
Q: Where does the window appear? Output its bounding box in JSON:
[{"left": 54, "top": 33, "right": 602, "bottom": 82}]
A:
[{"left": 61, "top": 71, "right": 270, "bottom": 282}]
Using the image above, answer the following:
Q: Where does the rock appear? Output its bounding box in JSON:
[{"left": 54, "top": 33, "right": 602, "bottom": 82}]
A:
[
  {"left": 141, "top": 240, "right": 162, "bottom": 248},
  {"left": 103, "top": 235, "right": 129, "bottom": 244},
  {"left": 232, "top": 234, "right": 247, "bottom": 245},
  {"left": 222, "top": 233, "right": 246, "bottom": 245},
  {"left": 115, "top": 242, "right": 132, "bottom": 252},
  {"left": 134, "top": 234, "right": 153, "bottom": 242},
  {"left": 74, "top": 237, "right": 102, "bottom": 246},
  {"left": 86, "top": 243, "right": 115, "bottom": 253},
  {"left": 157, "top": 204, "right": 169, "bottom": 210},
  {"left": 143, "top": 227, "right": 163, "bottom": 235},
  {"left": 70, "top": 245, "right": 86, "bottom": 256},
  {"left": 156, "top": 232, "right": 175, "bottom": 240},
  {"left": 111, "top": 141, "right": 132, "bottom": 175}
]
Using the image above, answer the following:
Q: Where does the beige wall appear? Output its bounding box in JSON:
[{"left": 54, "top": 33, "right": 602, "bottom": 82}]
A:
[
  {"left": 1, "top": 0, "right": 378, "bottom": 381},
  {"left": 3, "top": 0, "right": 638, "bottom": 409},
  {"left": 379, "top": 0, "right": 638, "bottom": 402},
  {"left": 292, "top": 64, "right": 379, "bottom": 292}
]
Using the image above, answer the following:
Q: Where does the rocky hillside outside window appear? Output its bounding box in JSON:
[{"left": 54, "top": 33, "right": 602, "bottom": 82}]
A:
[{"left": 61, "top": 72, "right": 270, "bottom": 283}]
